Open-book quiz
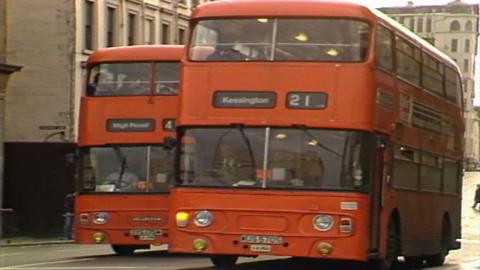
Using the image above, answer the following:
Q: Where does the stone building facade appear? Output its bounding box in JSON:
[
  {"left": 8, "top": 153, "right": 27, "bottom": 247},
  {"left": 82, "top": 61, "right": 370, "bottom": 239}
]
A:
[
  {"left": 3, "top": 0, "right": 192, "bottom": 238},
  {"left": 0, "top": 0, "right": 22, "bottom": 238}
]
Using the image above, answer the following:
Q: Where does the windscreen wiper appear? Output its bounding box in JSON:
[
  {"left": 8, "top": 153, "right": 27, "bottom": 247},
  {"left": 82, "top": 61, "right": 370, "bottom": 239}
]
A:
[
  {"left": 235, "top": 125, "right": 257, "bottom": 181},
  {"left": 113, "top": 146, "right": 127, "bottom": 188}
]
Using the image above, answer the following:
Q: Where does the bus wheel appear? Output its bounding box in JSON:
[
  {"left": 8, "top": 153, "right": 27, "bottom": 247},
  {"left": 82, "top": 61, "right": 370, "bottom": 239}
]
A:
[
  {"left": 425, "top": 219, "right": 450, "bottom": 267},
  {"left": 111, "top": 244, "right": 137, "bottom": 255},
  {"left": 210, "top": 255, "right": 238, "bottom": 268},
  {"left": 374, "top": 218, "right": 400, "bottom": 270},
  {"left": 404, "top": 256, "right": 424, "bottom": 268}
]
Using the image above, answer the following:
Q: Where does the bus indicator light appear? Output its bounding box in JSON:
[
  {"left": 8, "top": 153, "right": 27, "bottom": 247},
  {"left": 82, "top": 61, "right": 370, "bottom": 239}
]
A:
[
  {"left": 339, "top": 217, "right": 353, "bottom": 233},
  {"left": 79, "top": 213, "right": 90, "bottom": 225},
  {"left": 176, "top": 211, "right": 190, "bottom": 227}
]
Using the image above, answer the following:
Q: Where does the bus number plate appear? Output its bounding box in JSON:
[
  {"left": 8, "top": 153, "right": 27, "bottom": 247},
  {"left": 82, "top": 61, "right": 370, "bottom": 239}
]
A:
[
  {"left": 240, "top": 235, "right": 283, "bottom": 245},
  {"left": 250, "top": 244, "right": 272, "bottom": 252},
  {"left": 129, "top": 229, "right": 162, "bottom": 240}
]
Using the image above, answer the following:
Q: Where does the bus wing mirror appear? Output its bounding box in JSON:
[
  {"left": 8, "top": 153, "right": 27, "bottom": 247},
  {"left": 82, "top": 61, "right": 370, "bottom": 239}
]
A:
[{"left": 163, "top": 137, "right": 177, "bottom": 150}]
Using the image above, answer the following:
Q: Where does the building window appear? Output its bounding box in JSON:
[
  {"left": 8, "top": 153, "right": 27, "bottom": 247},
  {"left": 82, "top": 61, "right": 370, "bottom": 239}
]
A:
[
  {"left": 464, "top": 59, "right": 469, "bottom": 73},
  {"left": 399, "top": 16, "right": 405, "bottom": 25},
  {"left": 465, "top": 20, "right": 473, "bottom": 31},
  {"left": 178, "top": 28, "right": 186, "bottom": 45},
  {"left": 426, "top": 17, "right": 432, "bottom": 32},
  {"left": 84, "top": 0, "right": 94, "bottom": 50},
  {"left": 145, "top": 18, "right": 155, "bottom": 45},
  {"left": 450, "top": 20, "right": 460, "bottom": 31},
  {"left": 127, "top": 12, "right": 137, "bottom": 45},
  {"left": 161, "top": 22, "right": 170, "bottom": 44},
  {"left": 417, "top": 18, "right": 423, "bottom": 33},
  {"left": 409, "top": 17, "right": 414, "bottom": 31},
  {"left": 105, "top": 6, "right": 117, "bottom": 47},
  {"left": 465, "top": 39, "right": 470, "bottom": 53},
  {"left": 451, "top": 39, "right": 458, "bottom": 52}
]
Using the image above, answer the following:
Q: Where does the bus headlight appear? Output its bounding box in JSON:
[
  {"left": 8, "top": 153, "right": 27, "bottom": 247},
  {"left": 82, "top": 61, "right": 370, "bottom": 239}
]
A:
[
  {"left": 176, "top": 211, "right": 190, "bottom": 227},
  {"left": 313, "top": 215, "right": 334, "bottom": 231},
  {"left": 193, "top": 210, "right": 214, "bottom": 227},
  {"left": 93, "top": 212, "right": 110, "bottom": 225}
]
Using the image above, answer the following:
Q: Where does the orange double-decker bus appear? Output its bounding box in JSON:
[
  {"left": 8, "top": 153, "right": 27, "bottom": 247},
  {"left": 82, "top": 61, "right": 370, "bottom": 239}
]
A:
[
  {"left": 169, "top": 1, "right": 464, "bottom": 269},
  {"left": 75, "top": 45, "right": 183, "bottom": 255}
]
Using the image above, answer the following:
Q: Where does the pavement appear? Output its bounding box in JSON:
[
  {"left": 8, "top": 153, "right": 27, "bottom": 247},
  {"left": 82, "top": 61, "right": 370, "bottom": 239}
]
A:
[{"left": 0, "top": 237, "right": 73, "bottom": 247}]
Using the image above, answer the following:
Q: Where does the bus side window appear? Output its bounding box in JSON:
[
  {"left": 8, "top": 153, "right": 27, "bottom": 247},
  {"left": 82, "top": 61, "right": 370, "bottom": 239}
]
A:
[{"left": 375, "top": 25, "right": 394, "bottom": 72}]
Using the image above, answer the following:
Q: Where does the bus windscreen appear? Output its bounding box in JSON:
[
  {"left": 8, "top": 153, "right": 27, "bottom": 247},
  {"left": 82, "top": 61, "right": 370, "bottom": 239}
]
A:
[
  {"left": 178, "top": 127, "right": 374, "bottom": 191},
  {"left": 189, "top": 18, "right": 369, "bottom": 62},
  {"left": 80, "top": 145, "right": 174, "bottom": 193}
]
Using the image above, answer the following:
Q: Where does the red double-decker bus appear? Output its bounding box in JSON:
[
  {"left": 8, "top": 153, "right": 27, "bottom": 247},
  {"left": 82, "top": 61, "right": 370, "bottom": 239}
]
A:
[
  {"left": 75, "top": 45, "right": 182, "bottom": 255},
  {"left": 169, "top": 1, "right": 464, "bottom": 269}
]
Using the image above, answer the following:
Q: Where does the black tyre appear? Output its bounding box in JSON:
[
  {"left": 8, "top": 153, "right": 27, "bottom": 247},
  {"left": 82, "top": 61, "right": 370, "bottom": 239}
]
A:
[
  {"left": 404, "top": 256, "right": 424, "bottom": 268},
  {"left": 210, "top": 255, "right": 238, "bottom": 268},
  {"left": 371, "top": 218, "right": 400, "bottom": 270},
  {"left": 111, "top": 244, "right": 137, "bottom": 255},
  {"left": 425, "top": 219, "right": 450, "bottom": 267}
]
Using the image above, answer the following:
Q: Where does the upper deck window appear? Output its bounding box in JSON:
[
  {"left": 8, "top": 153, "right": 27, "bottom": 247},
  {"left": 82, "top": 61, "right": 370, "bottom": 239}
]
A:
[
  {"left": 87, "top": 62, "right": 180, "bottom": 96},
  {"left": 189, "top": 18, "right": 370, "bottom": 62}
]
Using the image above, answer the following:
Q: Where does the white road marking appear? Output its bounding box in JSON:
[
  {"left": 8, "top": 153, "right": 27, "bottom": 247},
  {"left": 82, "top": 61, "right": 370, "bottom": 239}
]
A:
[
  {"left": 1, "top": 258, "right": 94, "bottom": 269},
  {"left": 458, "top": 238, "right": 480, "bottom": 244},
  {"left": 462, "top": 259, "right": 480, "bottom": 268},
  {"left": 0, "top": 252, "right": 23, "bottom": 257}
]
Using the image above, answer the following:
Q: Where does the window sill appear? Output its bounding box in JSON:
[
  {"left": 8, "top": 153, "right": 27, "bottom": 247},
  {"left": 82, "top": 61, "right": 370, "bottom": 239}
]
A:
[{"left": 82, "top": 49, "right": 94, "bottom": 56}]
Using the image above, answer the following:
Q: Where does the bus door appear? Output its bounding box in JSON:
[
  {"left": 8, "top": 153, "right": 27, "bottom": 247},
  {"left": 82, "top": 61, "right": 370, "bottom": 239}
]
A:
[{"left": 369, "top": 135, "right": 390, "bottom": 255}]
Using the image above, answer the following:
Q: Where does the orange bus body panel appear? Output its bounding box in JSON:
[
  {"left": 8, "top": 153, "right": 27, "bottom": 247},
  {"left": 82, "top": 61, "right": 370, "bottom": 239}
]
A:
[
  {"left": 76, "top": 195, "right": 170, "bottom": 245},
  {"left": 171, "top": 188, "right": 370, "bottom": 260},
  {"left": 78, "top": 96, "right": 177, "bottom": 146},
  {"left": 179, "top": 64, "right": 375, "bottom": 129},
  {"left": 170, "top": 0, "right": 463, "bottom": 264}
]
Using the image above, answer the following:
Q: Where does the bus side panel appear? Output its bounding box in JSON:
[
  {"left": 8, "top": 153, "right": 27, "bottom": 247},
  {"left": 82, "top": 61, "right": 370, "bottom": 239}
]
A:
[{"left": 373, "top": 70, "right": 397, "bottom": 134}]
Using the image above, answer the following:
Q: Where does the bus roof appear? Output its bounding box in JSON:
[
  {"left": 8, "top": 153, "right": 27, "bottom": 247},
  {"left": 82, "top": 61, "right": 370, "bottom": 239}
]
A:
[
  {"left": 192, "top": 0, "right": 458, "bottom": 69},
  {"left": 87, "top": 45, "right": 184, "bottom": 64},
  {"left": 192, "top": 0, "right": 374, "bottom": 19}
]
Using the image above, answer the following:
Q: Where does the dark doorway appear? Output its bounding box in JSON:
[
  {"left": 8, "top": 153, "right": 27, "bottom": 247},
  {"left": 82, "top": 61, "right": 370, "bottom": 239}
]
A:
[{"left": 3, "top": 143, "right": 76, "bottom": 238}]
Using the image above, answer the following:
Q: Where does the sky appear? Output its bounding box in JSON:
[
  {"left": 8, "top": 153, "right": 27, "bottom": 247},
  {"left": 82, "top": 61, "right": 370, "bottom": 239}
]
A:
[{"left": 343, "top": 0, "right": 480, "bottom": 104}]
